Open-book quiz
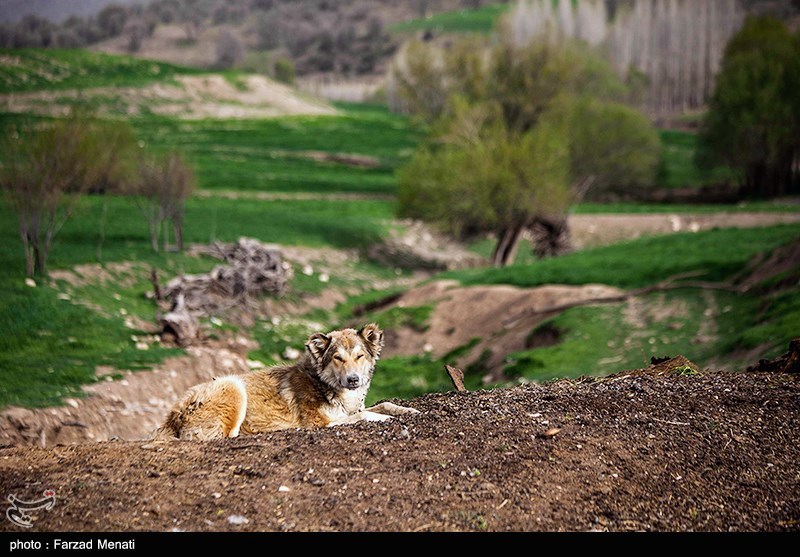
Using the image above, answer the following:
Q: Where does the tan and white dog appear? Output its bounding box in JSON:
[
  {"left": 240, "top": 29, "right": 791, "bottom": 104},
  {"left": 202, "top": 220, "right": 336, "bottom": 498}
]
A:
[{"left": 154, "top": 323, "right": 418, "bottom": 440}]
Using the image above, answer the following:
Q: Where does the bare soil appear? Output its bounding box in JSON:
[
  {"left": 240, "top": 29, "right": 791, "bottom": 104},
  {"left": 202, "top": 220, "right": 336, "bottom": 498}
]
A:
[
  {"left": 1, "top": 358, "right": 797, "bottom": 532},
  {"left": 569, "top": 212, "right": 800, "bottom": 249}
]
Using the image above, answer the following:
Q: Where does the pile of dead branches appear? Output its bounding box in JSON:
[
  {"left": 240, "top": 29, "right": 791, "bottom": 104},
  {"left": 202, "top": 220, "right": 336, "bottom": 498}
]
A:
[{"left": 159, "top": 238, "right": 290, "bottom": 344}]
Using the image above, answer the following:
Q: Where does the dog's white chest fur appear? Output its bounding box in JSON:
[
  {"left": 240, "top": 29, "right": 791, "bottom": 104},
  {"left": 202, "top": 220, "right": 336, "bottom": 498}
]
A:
[{"left": 322, "top": 388, "right": 366, "bottom": 421}]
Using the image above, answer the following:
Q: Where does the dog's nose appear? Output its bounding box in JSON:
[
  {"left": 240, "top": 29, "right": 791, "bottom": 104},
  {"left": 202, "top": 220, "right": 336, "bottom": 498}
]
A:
[{"left": 346, "top": 374, "right": 360, "bottom": 388}]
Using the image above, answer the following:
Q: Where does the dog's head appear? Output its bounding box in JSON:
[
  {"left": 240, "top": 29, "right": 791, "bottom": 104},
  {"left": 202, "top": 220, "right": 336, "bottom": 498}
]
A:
[{"left": 305, "top": 323, "right": 384, "bottom": 391}]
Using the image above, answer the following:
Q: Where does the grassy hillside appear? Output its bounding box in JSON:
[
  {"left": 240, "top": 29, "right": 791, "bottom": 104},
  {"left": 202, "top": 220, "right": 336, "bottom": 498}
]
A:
[
  {"left": 0, "top": 192, "right": 399, "bottom": 408},
  {"left": 0, "top": 48, "right": 200, "bottom": 93},
  {"left": 390, "top": 3, "right": 509, "bottom": 34}
]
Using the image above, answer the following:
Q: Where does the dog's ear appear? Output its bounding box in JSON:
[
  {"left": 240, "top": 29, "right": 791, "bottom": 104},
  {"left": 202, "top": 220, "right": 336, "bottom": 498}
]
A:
[
  {"left": 306, "top": 332, "right": 331, "bottom": 364},
  {"left": 359, "top": 323, "right": 384, "bottom": 359}
]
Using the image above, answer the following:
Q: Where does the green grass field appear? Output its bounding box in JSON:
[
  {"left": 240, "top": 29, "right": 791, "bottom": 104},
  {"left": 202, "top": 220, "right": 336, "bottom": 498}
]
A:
[
  {"left": 449, "top": 224, "right": 800, "bottom": 289},
  {"left": 0, "top": 48, "right": 200, "bottom": 93},
  {"left": 134, "top": 105, "right": 420, "bottom": 194},
  {"left": 389, "top": 3, "right": 509, "bottom": 34}
]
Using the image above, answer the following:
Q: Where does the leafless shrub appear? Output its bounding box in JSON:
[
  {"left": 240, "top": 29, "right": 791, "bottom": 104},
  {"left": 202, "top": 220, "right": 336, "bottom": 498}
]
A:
[
  {"left": 130, "top": 152, "right": 195, "bottom": 252},
  {"left": 0, "top": 114, "right": 134, "bottom": 276}
]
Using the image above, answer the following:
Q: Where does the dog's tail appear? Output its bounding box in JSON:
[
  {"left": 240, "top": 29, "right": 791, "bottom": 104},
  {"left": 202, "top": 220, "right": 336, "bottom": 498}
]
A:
[{"left": 151, "top": 375, "right": 248, "bottom": 441}]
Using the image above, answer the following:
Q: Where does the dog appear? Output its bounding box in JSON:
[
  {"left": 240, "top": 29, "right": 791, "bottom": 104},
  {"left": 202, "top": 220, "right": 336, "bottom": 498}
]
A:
[{"left": 154, "top": 323, "right": 418, "bottom": 440}]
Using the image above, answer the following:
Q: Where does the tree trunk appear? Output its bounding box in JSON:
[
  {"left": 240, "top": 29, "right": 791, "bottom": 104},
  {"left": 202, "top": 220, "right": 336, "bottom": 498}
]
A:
[
  {"left": 96, "top": 201, "right": 107, "bottom": 262},
  {"left": 491, "top": 223, "right": 525, "bottom": 267},
  {"left": 173, "top": 216, "right": 184, "bottom": 251},
  {"left": 19, "top": 216, "right": 35, "bottom": 277},
  {"left": 162, "top": 219, "right": 170, "bottom": 252},
  {"left": 33, "top": 244, "right": 46, "bottom": 276},
  {"left": 148, "top": 215, "right": 160, "bottom": 252},
  {"left": 529, "top": 216, "right": 572, "bottom": 259}
]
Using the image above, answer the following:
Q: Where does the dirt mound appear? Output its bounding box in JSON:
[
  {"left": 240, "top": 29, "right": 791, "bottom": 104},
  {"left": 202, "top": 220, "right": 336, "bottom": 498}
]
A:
[
  {"left": 0, "top": 74, "right": 336, "bottom": 119},
  {"left": 747, "top": 338, "right": 800, "bottom": 375},
  {"left": 1, "top": 361, "right": 797, "bottom": 532},
  {"left": 380, "top": 280, "right": 624, "bottom": 378}
]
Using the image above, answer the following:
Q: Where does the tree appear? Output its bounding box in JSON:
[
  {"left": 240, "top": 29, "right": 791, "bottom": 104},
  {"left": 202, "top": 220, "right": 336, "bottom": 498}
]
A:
[
  {"left": 0, "top": 114, "right": 133, "bottom": 276},
  {"left": 399, "top": 102, "right": 571, "bottom": 266},
  {"left": 388, "top": 38, "right": 485, "bottom": 123},
  {"left": 568, "top": 98, "right": 661, "bottom": 199},
  {"left": 124, "top": 17, "right": 147, "bottom": 52},
  {"left": 394, "top": 36, "right": 660, "bottom": 265},
  {"left": 215, "top": 28, "right": 245, "bottom": 69},
  {"left": 97, "top": 5, "right": 129, "bottom": 38},
  {"left": 130, "top": 151, "right": 195, "bottom": 252},
  {"left": 697, "top": 16, "right": 800, "bottom": 198},
  {"left": 253, "top": 10, "right": 281, "bottom": 50}
]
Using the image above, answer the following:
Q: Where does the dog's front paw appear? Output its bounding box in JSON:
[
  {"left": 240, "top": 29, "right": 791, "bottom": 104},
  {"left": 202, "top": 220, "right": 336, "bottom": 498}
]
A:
[
  {"left": 362, "top": 411, "right": 393, "bottom": 422},
  {"left": 367, "top": 402, "right": 420, "bottom": 416}
]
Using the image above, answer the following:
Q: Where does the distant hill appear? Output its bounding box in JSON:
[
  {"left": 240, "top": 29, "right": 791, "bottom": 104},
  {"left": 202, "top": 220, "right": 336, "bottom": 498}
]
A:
[{"left": 0, "top": 0, "right": 143, "bottom": 24}]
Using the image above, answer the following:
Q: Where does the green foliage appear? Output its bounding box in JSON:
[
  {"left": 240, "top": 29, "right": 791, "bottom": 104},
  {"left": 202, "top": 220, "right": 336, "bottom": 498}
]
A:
[
  {"left": 395, "top": 35, "right": 660, "bottom": 263},
  {"left": 389, "top": 3, "right": 509, "bottom": 35},
  {"left": 569, "top": 98, "right": 660, "bottom": 197},
  {"left": 0, "top": 48, "right": 199, "bottom": 93},
  {"left": 697, "top": 16, "right": 800, "bottom": 197},
  {"left": 487, "top": 39, "right": 628, "bottom": 133},
  {"left": 230, "top": 51, "right": 294, "bottom": 84},
  {"left": 82, "top": 119, "right": 139, "bottom": 194},
  {"left": 388, "top": 39, "right": 453, "bottom": 122},
  {"left": 273, "top": 56, "right": 295, "bottom": 85},
  {"left": 398, "top": 104, "right": 571, "bottom": 240}
]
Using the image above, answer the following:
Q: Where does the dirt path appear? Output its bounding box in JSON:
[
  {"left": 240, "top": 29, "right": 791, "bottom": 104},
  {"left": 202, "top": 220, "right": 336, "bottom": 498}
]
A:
[
  {"left": 1, "top": 361, "right": 797, "bottom": 532},
  {"left": 569, "top": 212, "right": 800, "bottom": 248}
]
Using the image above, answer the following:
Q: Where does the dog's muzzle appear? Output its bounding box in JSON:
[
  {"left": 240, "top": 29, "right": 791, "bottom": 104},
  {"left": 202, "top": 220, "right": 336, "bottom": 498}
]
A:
[{"left": 344, "top": 374, "right": 361, "bottom": 389}]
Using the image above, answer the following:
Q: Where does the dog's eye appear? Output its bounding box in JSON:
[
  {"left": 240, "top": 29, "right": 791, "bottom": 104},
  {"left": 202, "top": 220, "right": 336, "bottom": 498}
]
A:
[
  {"left": 356, "top": 354, "right": 364, "bottom": 360},
  {"left": 333, "top": 355, "right": 344, "bottom": 362}
]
